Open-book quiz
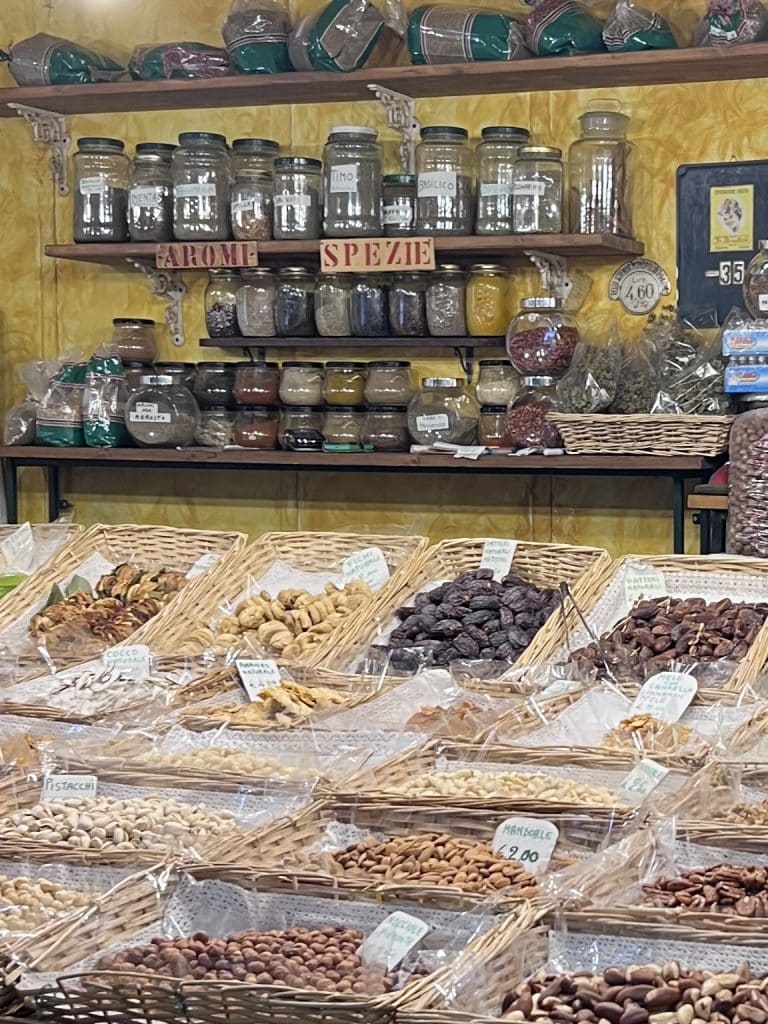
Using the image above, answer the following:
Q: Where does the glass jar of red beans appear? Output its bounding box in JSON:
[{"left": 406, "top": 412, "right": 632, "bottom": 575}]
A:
[
  {"left": 505, "top": 297, "right": 580, "bottom": 379},
  {"left": 503, "top": 376, "right": 563, "bottom": 450}
]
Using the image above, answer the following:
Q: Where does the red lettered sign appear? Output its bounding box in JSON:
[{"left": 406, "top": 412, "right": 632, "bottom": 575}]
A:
[
  {"left": 156, "top": 242, "right": 259, "bottom": 270},
  {"left": 320, "top": 237, "right": 436, "bottom": 273}
]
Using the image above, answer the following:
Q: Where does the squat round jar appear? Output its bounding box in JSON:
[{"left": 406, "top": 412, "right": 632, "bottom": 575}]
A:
[
  {"left": 276, "top": 267, "right": 316, "bottom": 336},
  {"left": 110, "top": 318, "right": 157, "bottom": 362},
  {"left": 234, "top": 407, "right": 279, "bottom": 449},
  {"left": 364, "top": 361, "right": 415, "bottom": 405},
  {"left": 73, "top": 137, "right": 129, "bottom": 243},
  {"left": 407, "top": 377, "right": 479, "bottom": 445},
  {"left": 324, "top": 362, "right": 367, "bottom": 406},
  {"left": 279, "top": 362, "right": 325, "bottom": 406},
  {"left": 506, "top": 297, "right": 580, "bottom": 378},
  {"left": 350, "top": 276, "right": 389, "bottom": 337},
  {"left": 193, "top": 362, "right": 236, "bottom": 410},
  {"left": 315, "top": 274, "right": 352, "bottom": 337},
  {"left": 273, "top": 157, "right": 322, "bottom": 240},
  {"left": 503, "top": 376, "right": 562, "bottom": 450},
  {"left": 172, "top": 132, "right": 231, "bottom": 241},
  {"left": 279, "top": 405, "right": 324, "bottom": 450},
  {"left": 426, "top": 264, "right": 467, "bottom": 337},
  {"left": 128, "top": 142, "right": 174, "bottom": 243},
  {"left": 125, "top": 374, "right": 200, "bottom": 448},
  {"left": 361, "top": 406, "right": 410, "bottom": 451},
  {"left": 237, "top": 268, "right": 276, "bottom": 337},
  {"left": 196, "top": 406, "right": 234, "bottom": 448},
  {"left": 382, "top": 174, "right": 416, "bottom": 237},
  {"left": 389, "top": 273, "right": 428, "bottom": 337},
  {"left": 323, "top": 406, "right": 364, "bottom": 445},
  {"left": 415, "top": 126, "right": 474, "bottom": 236},
  {"left": 233, "top": 361, "right": 280, "bottom": 406},
  {"left": 205, "top": 270, "right": 241, "bottom": 338},
  {"left": 323, "top": 126, "right": 382, "bottom": 237},
  {"left": 155, "top": 362, "right": 197, "bottom": 390}
]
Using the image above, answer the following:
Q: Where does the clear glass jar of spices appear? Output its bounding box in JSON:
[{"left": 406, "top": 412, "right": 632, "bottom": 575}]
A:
[
  {"left": 382, "top": 174, "right": 416, "bottom": 237},
  {"left": 234, "top": 407, "right": 279, "bottom": 449},
  {"left": 205, "top": 270, "right": 241, "bottom": 338},
  {"left": 232, "top": 138, "right": 280, "bottom": 179},
  {"left": 125, "top": 374, "right": 199, "bottom": 448},
  {"left": 273, "top": 157, "right": 322, "bottom": 240},
  {"left": 231, "top": 171, "right": 273, "bottom": 241},
  {"left": 155, "top": 362, "right": 197, "bottom": 391},
  {"left": 415, "top": 126, "right": 474, "bottom": 236},
  {"left": 276, "top": 267, "right": 316, "bottom": 336},
  {"left": 745, "top": 241, "right": 768, "bottom": 319},
  {"left": 503, "top": 376, "right": 562, "bottom": 450},
  {"left": 110, "top": 318, "right": 156, "bottom": 362},
  {"left": 350, "top": 276, "right": 389, "bottom": 337},
  {"left": 408, "top": 377, "right": 479, "bottom": 445},
  {"left": 233, "top": 361, "right": 280, "bottom": 406},
  {"left": 476, "top": 359, "right": 519, "bottom": 405},
  {"left": 479, "top": 405, "right": 507, "bottom": 447},
  {"left": 467, "top": 264, "right": 510, "bottom": 336},
  {"left": 193, "top": 362, "right": 236, "bottom": 410},
  {"left": 73, "top": 137, "right": 129, "bottom": 243},
  {"left": 237, "top": 268, "right": 277, "bottom": 337},
  {"left": 568, "top": 104, "right": 633, "bottom": 236},
  {"left": 172, "top": 132, "right": 231, "bottom": 241},
  {"left": 196, "top": 406, "right": 234, "bottom": 448},
  {"left": 315, "top": 274, "right": 352, "bottom": 337},
  {"left": 361, "top": 406, "right": 410, "bottom": 451},
  {"left": 279, "top": 405, "right": 325, "bottom": 450},
  {"left": 324, "top": 362, "right": 367, "bottom": 406},
  {"left": 323, "top": 406, "right": 364, "bottom": 445},
  {"left": 426, "top": 264, "right": 466, "bottom": 337},
  {"left": 475, "top": 125, "right": 530, "bottom": 235},
  {"left": 513, "top": 146, "right": 563, "bottom": 234},
  {"left": 323, "top": 125, "right": 382, "bottom": 238},
  {"left": 389, "top": 272, "right": 428, "bottom": 337},
  {"left": 124, "top": 362, "right": 149, "bottom": 395},
  {"left": 364, "top": 361, "right": 415, "bottom": 405},
  {"left": 128, "top": 142, "right": 174, "bottom": 243},
  {"left": 279, "top": 362, "right": 325, "bottom": 406},
  {"left": 506, "top": 297, "right": 580, "bottom": 379}
]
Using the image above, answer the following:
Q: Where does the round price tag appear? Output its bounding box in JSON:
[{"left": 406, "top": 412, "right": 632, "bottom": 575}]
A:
[{"left": 609, "top": 259, "right": 671, "bottom": 316}]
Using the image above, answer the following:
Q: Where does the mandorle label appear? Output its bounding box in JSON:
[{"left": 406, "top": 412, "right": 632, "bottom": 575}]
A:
[
  {"left": 417, "top": 171, "right": 457, "bottom": 198},
  {"left": 479, "top": 539, "right": 517, "bottom": 582},
  {"left": 330, "top": 164, "right": 359, "bottom": 193},
  {"left": 175, "top": 183, "right": 217, "bottom": 199},
  {"left": 130, "top": 186, "right": 165, "bottom": 208},
  {"left": 79, "top": 175, "right": 107, "bottom": 196},
  {"left": 359, "top": 911, "right": 430, "bottom": 970},
  {"left": 416, "top": 413, "right": 449, "bottom": 432},
  {"left": 236, "top": 659, "right": 281, "bottom": 700},
  {"left": 492, "top": 816, "right": 559, "bottom": 874},
  {"left": 104, "top": 644, "right": 151, "bottom": 680},
  {"left": 43, "top": 774, "right": 98, "bottom": 801},
  {"left": 342, "top": 547, "right": 390, "bottom": 589},
  {"left": 630, "top": 671, "right": 698, "bottom": 723},
  {"left": 513, "top": 180, "right": 546, "bottom": 197},
  {"left": 129, "top": 402, "right": 171, "bottom": 424},
  {"left": 616, "top": 757, "right": 669, "bottom": 805}
]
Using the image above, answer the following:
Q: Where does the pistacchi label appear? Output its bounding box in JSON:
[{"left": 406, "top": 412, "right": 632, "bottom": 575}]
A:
[
  {"left": 42, "top": 774, "right": 98, "bottom": 800},
  {"left": 359, "top": 911, "right": 430, "bottom": 970},
  {"left": 492, "top": 816, "right": 559, "bottom": 874}
]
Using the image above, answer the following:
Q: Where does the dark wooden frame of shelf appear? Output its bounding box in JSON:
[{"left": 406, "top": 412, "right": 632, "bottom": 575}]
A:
[{"left": 201, "top": 336, "right": 504, "bottom": 350}]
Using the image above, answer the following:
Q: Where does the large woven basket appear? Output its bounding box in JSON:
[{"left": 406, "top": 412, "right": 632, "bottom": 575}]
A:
[{"left": 549, "top": 413, "right": 734, "bottom": 457}]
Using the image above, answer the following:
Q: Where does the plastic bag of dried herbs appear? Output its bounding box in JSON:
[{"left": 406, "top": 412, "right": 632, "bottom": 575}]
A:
[
  {"left": 0, "top": 33, "right": 124, "bottom": 86},
  {"left": 525, "top": 0, "right": 606, "bottom": 56},
  {"left": 408, "top": 5, "right": 530, "bottom": 63},
  {"left": 556, "top": 340, "right": 621, "bottom": 413},
  {"left": 129, "top": 42, "right": 231, "bottom": 80},
  {"left": 83, "top": 352, "right": 128, "bottom": 448},
  {"left": 695, "top": 0, "right": 768, "bottom": 45},
  {"left": 36, "top": 360, "right": 88, "bottom": 448},
  {"left": 222, "top": 0, "right": 293, "bottom": 74},
  {"left": 289, "top": 0, "right": 389, "bottom": 72},
  {"left": 4, "top": 360, "right": 58, "bottom": 446},
  {"left": 603, "top": 0, "right": 677, "bottom": 51},
  {"left": 650, "top": 309, "right": 732, "bottom": 415},
  {"left": 607, "top": 338, "right": 657, "bottom": 414}
]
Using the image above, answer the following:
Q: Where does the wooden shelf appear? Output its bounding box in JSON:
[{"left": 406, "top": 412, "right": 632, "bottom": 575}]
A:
[
  {"left": 4, "top": 46, "right": 768, "bottom": 116},
  {"left": 45, "top": 234, "right": 643, "bottom": 267},
  {"left": 201, "top": 335, "right": 504, "bottom": 350}
]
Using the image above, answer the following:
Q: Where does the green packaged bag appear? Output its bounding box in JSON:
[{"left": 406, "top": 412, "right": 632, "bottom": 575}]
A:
[
  {"left": 289, "top": 0, "right": 385, "bottom": 72},
  {"left": 129, "top": 42, "right": 230, "bottom": 80},
  {"left": 222, "top": 0, "right": 293, "bottom": 74},
  {"left": 603, "top": 0, "right": 677, "bottom": 50},
  {"left": 695, "top": 0, "right": 768, "bottom": 45},
  {"left": 409, "top": 5, "right": 529, "bottom": 63},
  {"left": 83, "top": 353, "right": 128, "bottom": 448},
  {"left": 525, "top": 0, "right": 605, "bottom": 56},
  {"left": 0, "top": 33, "right": 124, "bottom": 86},
  {"left": 36, "top": 361, "right": 87, "bottom": 448}
]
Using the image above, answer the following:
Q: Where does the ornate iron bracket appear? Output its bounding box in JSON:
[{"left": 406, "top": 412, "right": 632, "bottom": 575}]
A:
[
  {"left": 524, "top": 250, "right": 572, "bottom": 300},
  {"left": 9, "top": 103, "right": 71, "bottom": 196},
  {"left": 367, "top": 84, "right": 420, "bottom": 174},
  {"left": 125, "top": 260, "right": 187, "bottom": 348}
]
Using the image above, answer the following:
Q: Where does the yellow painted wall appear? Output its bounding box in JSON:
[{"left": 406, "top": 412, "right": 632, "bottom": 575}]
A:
[{"left": 0, "top": 0, "right": 736, "bottom": 551}]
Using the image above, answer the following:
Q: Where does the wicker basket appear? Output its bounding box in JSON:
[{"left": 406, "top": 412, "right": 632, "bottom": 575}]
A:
[
  {"left": 665, "top": 760, "right": 768, "bottom": 850},
  {"left": 549, "top": 413, "right": 734, "bottom": 457}
]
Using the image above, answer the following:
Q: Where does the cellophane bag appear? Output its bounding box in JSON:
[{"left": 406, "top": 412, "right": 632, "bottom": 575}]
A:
[
  {"left": 83, "top": 350, "right": 128, "bottom": 448},
  {"left": 36, "top": 359, "right": 88, "bottom": 447},
  {"left": 0, "top": 33, "right": 124, "bottom": 85},
  {"left": 606, "top": 338, "right": 658, "bottom": 413},
  {"left": 289, "top": 0, "right": 387, "bottom": 71},
  {"left": 525, "top": 0, "right": 606, "bottom": 56},
  {"left": 5, "top": 359, "right": 58, "bottom": 446},
  {"left": 648, "top": 307, "right": 731, "bottom": 415},
  {"left": 695, "top": 0, "right": 768, "bottom": 44},
  {"left": 408, "top": 5, "right": 530, "bottom": 63},
  {"left": 727, "top": 408, "right": 768, "bottom": 557},
  {"left": 222, "top": 0, "right": 293, "bottom": 74},
  {"left": 557, "top": 340, "right": 621, "bottom": 413},
  {"left": 129, "top": 42, "right": 231, "bottom": 80},
  {"left": 603, "top": 0, "right": 677, "bottom": 50}
]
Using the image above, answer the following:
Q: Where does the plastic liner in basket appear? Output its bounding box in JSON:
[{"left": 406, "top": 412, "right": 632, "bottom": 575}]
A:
[
  {"left": 289, "top": 0, "right": 387, "bottom": 71},
  {"left": 408, "top": 5, "right": 530, "bottom": 63},
  {"left": 0, "top": 33, "right": 124, "bottom": 85},
  {"left": 129, "top": 42, "right": 231, "bottom": 79},
  {"left": 222, "top": 0, "right": 293, "bottom": 73},
  {"left": 525, "top": 0, "right": 606, "bottom": 56},
  {"left": 603, "top": 0, "right": 677, "bottom": 50},
  {"left": 695, "top": 0, "right": 768, "bottom": 44}
]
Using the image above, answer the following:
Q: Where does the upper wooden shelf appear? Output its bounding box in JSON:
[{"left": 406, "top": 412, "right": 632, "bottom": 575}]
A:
[
  {"left": 45, "top": 234, "right": 643, "bottom": 267},
  {"left": 3, "top": 46, "right": 768, "bottom": 116}
]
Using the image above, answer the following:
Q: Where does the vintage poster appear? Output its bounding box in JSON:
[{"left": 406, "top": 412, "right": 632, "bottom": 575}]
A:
[{"left": 709, "top": 184, "right": 754, "bottom": 252}]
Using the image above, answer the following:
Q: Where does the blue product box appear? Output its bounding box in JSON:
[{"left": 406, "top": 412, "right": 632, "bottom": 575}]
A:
[
  {"left": 724, "top": 363, "right": 768, "bottom": 393},
  {"left": 722, "top": 327, "right": 768, "bottom": 356}
]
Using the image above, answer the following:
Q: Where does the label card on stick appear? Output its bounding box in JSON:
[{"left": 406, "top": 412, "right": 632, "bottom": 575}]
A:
[
  {"left": 479, "top": 539, "right": 517, "bottom": 582},
  {"left": 236, "top": 659, "right": 281, "bottom": 700},
  {"left": 342, "top": 547, "right": 390, "bottom": 589},
  {"left": 624, "top": 568, "right": 667, "bottom": 611},
  {"left": 359, "top": 912, "right": 431, "bottom": 971},
  {"left": 616, "top": 758, "right": 669, "bottom": 805},
  {"left": 492, "top": 816, "right": 559, "bottom": 875},
  {"left": 186, "top": 552, "right": 222, "bottom": 580},
  {"left": 103, "top": 645, "right": 150, "bottom": 680},
  {"left": 0, "top": 522, "right": 34, "bottom": 571},
  {"left": 630, "top": 671, "right": 697, "bottom": 722},
  {"left": 43, "top": 774, "right": 98, "bottom": 801}
]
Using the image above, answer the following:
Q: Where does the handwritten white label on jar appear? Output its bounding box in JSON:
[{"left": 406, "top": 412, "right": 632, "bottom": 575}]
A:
[
  {"left": 130, "top": 186, "right": 164, "bottom": 209},
  {"left": 231, "top": 198, "right": 256, "bottom": 215},
  {"left": 175, "top": 183, "right": 217, "bottom": 199},
  {"left": 479, "top": 539, "right": 517, "bottom": 581},
  {"left": 104, "top": 644, "right": 151, "bottom": 680},
  {"left": 624, "top": 568, "right": 667, "bottom": 610},
  {"left": 186, "top": 552, "right": 222, "bottom": 580},
  {"left": 513, "top": 180, "right": 547, "bottom": 197},
  {"left": 492, "top": 816, "right": 559, "bottom": 875},
  {"left": 129, "top": 403, "right": 171, "bottom": 424},
  {"left": 480, "top": 182, "right": 514, "bottom": 197},
  {"left": 79, "top": 175, "right": 107, "bottom": 196},
  {"left": 630, "top": 671, "right": 698, "bottom": 723},
  {"left": 418, "top": 171, "right": 457, "bottom": 198},
  {"left": 383, "top": 204, "right": 411, "bottom": 226},
  {"left": 274, "top": 194, "right": 312, "bottom": 208},
  {"left": 416, "top": 413, "right": 449, "bottom": 432},
  {"left": 359, "top": 912, "right": 430, "bottom": 971},
  {"left": 616, "top": 757, "right": 669, "bottom": 805},
  {"left": 0, "top": 522, "right": 34, "bottom": 571},
  {"left": 342, "top": 547, "right": 390, "bottom": 589},
  {"left": 330, "top": 164, "right": 359, "bottom": 193},
  {"left": 43, "top": 774, "right": 98, "bottom": 801},
  {"left": 236, "top": 659, "right": 281, "bottom": 700},
  {"left": 759, "top": 295, "right": 768, "bottom": 312}
]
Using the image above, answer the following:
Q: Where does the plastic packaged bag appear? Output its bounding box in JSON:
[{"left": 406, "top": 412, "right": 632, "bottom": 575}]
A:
[
  {"left": 728, "top": 407, "right": 768, "bottom": 557},
  {"left": 36, "top": 359, "right": 87, "bottom": 448},
  {"left": 0, "top": 33, "right": 124, "bottom": 86},
  {"left": 408, "top": 5, "right": 529, "bottom": 64},
  {"left": 695, "top": 0, "right": 768, "bottom": 45},
  {"left": 4, "top": 360, "right": 57, "bottom": 446},
  {"left": 129, "top": 42, "right": 231, "bottom": 80},
  {"left": 607, "top": 338, "right": 657, "bottom": 413},
  {"left": 525, "top": 0, "right": 606, "bottom": 56},
  {"left": 556, "top": 340, "right": 621, "bottom": 413},
  {"left": 289, "top": 0, "right": 387, "bottom": 71},
  {"left": 649, "top": 307, "right": 731, "bottom": 415},
  {"left": 603, "top": 0, "right": 677, "bottom": 50},
  {"left": 83, "top": 351, "right": 128, "bottom": 448},
  {"left": 222, "top": 0, "right": 293, "bottom": 74}
]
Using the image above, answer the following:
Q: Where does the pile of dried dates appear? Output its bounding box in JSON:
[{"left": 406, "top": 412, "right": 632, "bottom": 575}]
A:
[
  {"left": 388, "top": 568, "right": 560, "bottom": 667},
  {"left": 568, "top": 596, "right": 768, "bottom": 679}
]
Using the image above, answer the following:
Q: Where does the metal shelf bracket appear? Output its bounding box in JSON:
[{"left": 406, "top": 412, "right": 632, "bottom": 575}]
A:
[
  {"left": 9, "top": 103, "right": 71, "bottom": 196},
  {"left": 126, "top": 259, "right": 187, "bottom": 347},
  {"left": 524, "top": 250, "right": 572, "bottom": 301},
  {"left": 367, "top": 84, "right": 420, "bottom": 174}
]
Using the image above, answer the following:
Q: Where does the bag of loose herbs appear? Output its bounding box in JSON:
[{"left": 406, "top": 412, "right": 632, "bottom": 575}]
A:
[
  {"left": 606, "top": 338, "right": 658, "bottom": 414},
  {"left": 222, "top": 0, "right": 293, "bottom": 74},
  {"left": 129, "top": 42, "right": 230, "bottom": 80},
  {"left": 0, "top": 33, "right": 124, "bottom": 86},
  {"left": 603, "top": 0, "right": 677, "bottom": 51},
  {"left": 408, "top": 5, "right": 530, "bottom": 63},
  {"left": 83, "top": 351, "right": 129, "bottom": 448},
  {"left": 695, "top": 0, "right": 768, "bottom": 45},
  {"left": 36, "top": 360, "right": 88, "bottom": 448},
  {"left": 557, "top": 340, "right": 621, "bottom": 413},
  {"left": 289, "top": 0, "right": 387, "bottom": 72},
  {"left": 649, "top": 307, "right": 732, "bottom": 415},
  {"left": 525, "top": 0, "right": 606, "bottom": 56}
]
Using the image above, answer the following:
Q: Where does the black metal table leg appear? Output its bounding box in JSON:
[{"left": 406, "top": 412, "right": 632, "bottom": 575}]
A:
[
  {"left": 46, "top": 466, "right": 61, "bottom": 522},
  {"left": 715, "top": 510, "right": 728, "bottom": 553},
  {"left": 672, "top": 474, "right": 685, "bottom": 554},
  {"left": 698, "top": 508, "right": 712, "bottom": 555},
  {"left": 2, "top": 459, "right": 18, "bottom": 524}
]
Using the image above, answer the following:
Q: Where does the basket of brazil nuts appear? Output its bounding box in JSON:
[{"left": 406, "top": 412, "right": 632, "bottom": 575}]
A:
[
  {"left": 548, "top": 413, "right": 734, "bottom": 457},
  {"left": 156, "top": 531, "right": 428, "bottom": 668},
  {"left": 529, "top": 555, "right": 768, "bottom": 695}
]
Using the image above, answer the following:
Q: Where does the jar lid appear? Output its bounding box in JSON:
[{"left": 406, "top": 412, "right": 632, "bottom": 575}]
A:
[
  {"left": 518, "top": 145, "right": 562, "bottom": 159},
  {"left": 275, "top": 156, "right": 322, "bottom": 170},
  {"left": 521, "top": 375, "right": 555, "bottom": 387},
  {"left": 471, "top": 264, "right": 508, "bottom": 274},
  {"left": 236, "top": 360, "right": 279, "bottom": 369},
  {"left": 280, "top": 267, "right": 315, "bottom": 276},
  {"left": 241, "top": 267, "right": 275, "bottom": 277},
  {"left": 383, "top": 174, "right": 417, "bottom": 185},
  {"left": 282, "top": 361, "right": 324, "bottom": 368},
  {"left": 238, "top": 406, "right": 278, "bottom": 415},
  {"left": 367, "top": 405, "right": 408, "bottom": 412},
  {"left": 113, "top": 317, "right": 156, "bottom": 326},
  {"left": 579, "top": 110, "right": 629, "bottom": 134},
  {"left": 323, "top": 405, "right": 365, "bottom": 412},
  {"left": 156, "top": 361, "right": 193, "bottom": 369},
  {"left": 325, "top": 361, "right": 367, "bottom": 369},
  {"left": 481, "top": 126, "right": 530, "bottom": 142},
  {"left": 178, "top": 132, "right": 227, "bottom": 147},
  {"left": 125, "top": 361, "right": 150, "bottom": 368},
  {"left": 205, "top": 405, "right": 231, "bottom": 412},
  {"left": 208, "top": 268, "right": 241, "bottom": 276},
  {"left": 235, "top": 171, "right": 273, "bottom": 185},
  {"left": 284, "top": 405, "right": 324, "bottom": 412},
  {"left": 77, "top": 137, "right": 125, "bottom": 151},
  {"left": 368, "top": 360, "right": 411, "bottom": 367},
  {"left": 521, "top": 297, "right": 558, "bottom": 309},
  {"left": 435, "top": 263, "right": 464, "bottom": 274},
  {"left": 329, "top": 125, "right": 378, "bottom": 138},
  {"left": 479, "top": 359, "right": 513, "bottom": 366},
  {"left": 232, "top": 138, "right": 280, "bottom": 152},
  {"left": 135, "top": 142, "right": 175, "bottom": 156},
  {"left": 481, "top": 405, "right": 508, "bottom": 413},
  {"left": 423, "top": 376, "right": 460, "bottom": 388},
  {"left": 420, "top": 126, "right": 468, "bottom": 140},
  {"left": 197, "top": 361, "right": 233, "bottom": 369},
  {"left": 140, "top": 374, "right": 173, "bottom": 386}
]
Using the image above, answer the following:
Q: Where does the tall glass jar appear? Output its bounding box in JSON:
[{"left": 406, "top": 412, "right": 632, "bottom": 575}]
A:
[
  {"left": 467, "top": 264, "right": 510, "bottom": 336},
  {"left": 513, "top": 146, "right": 563, "bottom": 234},
  {"left": 193, "top": 362, "right": 236, "bottom": 409},
  {"left": 382, "top": 174, "right": 416, "bottom": 237},
  {"left": 128, "top": 142, "right": 174, "bottom": 243},
  {"left": 476, "top": 360, "right": 519, "bottom": 405},
  {"left": 230, "top": 171, "right": 273, "bottom": 241},
  {"left": 426, "top": 264, "right": 466, "bottom": 336},
  {"left": 171, "top": 132, "right": 231, "bottom": 241},
  {"left": 73, "top": 137, "right": 129, "bottom": 243},
  {"left": 323, "top": 126, "right": 382, "bottom": 237},
  {"left": 415, "top": 126, "right": 474, "bottom": 236},
  {"left": 125, "top": 375, "right": 200, "bottom": 448},
  {"left": 364, "top": 361, "right": 414, "bottom": 405},
  {"left": 408, "top": 377, "right": 479, "bottom": 445},
  {"left": 273, "top": 157, "right": 322, "bottom": 240},
  {"left": 389, "top": 273, "right": 428, "bottom": 336},
  {"left": 205, "top": 270, "right": 241, "bottom": 338},
  {"left": 315, "top": 274, "right": 352, "bottom": 337},
  {"left": 237, "top": 268, "right": 277, "bottom": 337},
  {"left": 479, "top": 405, "right": 507, "bottom": 447},
  {"left": 276, "top": 267, "right": 316, "bottom": 336},
  {"left": 503, "top": 376, "right": 562, "bottom": 450},
  {"left": 728, "top": 408, "right": 768, "bottom": 557},
  {"left": 506, "top": 298, "right": 580, "bottom": 378},
  {"left": 476, "top": 126, "right": 530, "bottom": 235},
  {"left": 350, "top": 277, "right": 389, "bottom": 337},
  {"left": 568, "top": 104, "right": 633, "bottom": 236}
]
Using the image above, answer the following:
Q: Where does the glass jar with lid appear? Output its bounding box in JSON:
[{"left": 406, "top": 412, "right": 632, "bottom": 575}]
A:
[
  {"left": 506, "top": 298, "right": 580, "bottom": 378},
  {"left": 279, "top": 405, "right": 325, "bottom": 450},
  {"left": 273, "top": 157, "right": 322, "bottom": 240},
  {"left": 205, "top": 270, "right": 241, "bottom": 338},
  {"left": 237, "top": 268, "right": 276, "bottom": 337},
  {"left": 350, "top": 276, "right": 389, "bottom": 337},
  {"left": 513, "top": 146, "right": 563, "bottom": 234},
  {"left": 279, "top": 362, "right": 325, "bottom": 406},
  {"left": 389, "top": 273, "right": 428, "bottom": 337},
  {"left": 745, "top": 241, "right": 768, "bottom": 319},
  {"left": 568, "top": 103, "right": 633, "bottom": 236},
  {"left": 415, "top": 126, "right": 474, "bottom": 236},
  {"left": 196, "top": 406, "right": 234, "bottom": 448},
  {"left": 125, "top": 374, "right": 200, "bottom": 448},
  {"left": 382, "top": 174, "right": 416, "bottom": 237},
  {"left": 230, "top": 171, "right": 273, "bottom": 241},
  {"left": 233, "top": 361, "right": 280, "bottom": 406},
  {"left": 467, "top": 265, "right": 510, "bottom": 336},
  {"left": 315, "top": 274, "right": 352, "bottom": 337},
  {"left": 111, "top": 318, "right": 157, "bottom": 362},
  {"left": 231, "top": 138, "right": 280, "bottom": 180},
  {"left": 155, "top": 362, "right": 197, "bottom": 391},
  {"left": 324, "top": 362, "right": 367, "bottom": 406},
  {"left": 407, "top": 377, "right": 480, "bottom": 445},
  {"left": 193, "top": 362, "right": 236, "bottom": 410},
  {"left": 364, "top": 361, "right": 415, "bottom": 405},
  {"left": 323, "top": 126, "right": 382, "bottom": 238},
  {"left": 479, "top": 405, "right": 507, "bottom": 447},
  {"left": 323, "top": 406, "right": 364, "bottom": 445},
  {"left": 361, "top": 407, "right": 410, "bottom": 451},
  {"left": 476, "top": 359, "right": 519, "bottom": 405},
  {"left": 128, "top": 142, "right": 174, "bottom": 243},
  {"left": 171, "top": 132, "right": 231, "bottom": 241},
  {"left": 234, "top": 407, "right": 279, "bottom": 449},
  {"left": 124, "top": 362, "right": 149, "bottom": 395},
  {"left": 426, "top": 264, "right": 467, "bottom": 337},
  {"left": 476, "top": 126, "right": 530, "bottom": 235},
  {"left": 73, "top": 137, "right": 129, "bottom": 243},
  {"left": 503, "top": 376, "right": 563, "bottom": 450},
  {"left": 276, "top": 267, "right": 316, "bottom": 336}
]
